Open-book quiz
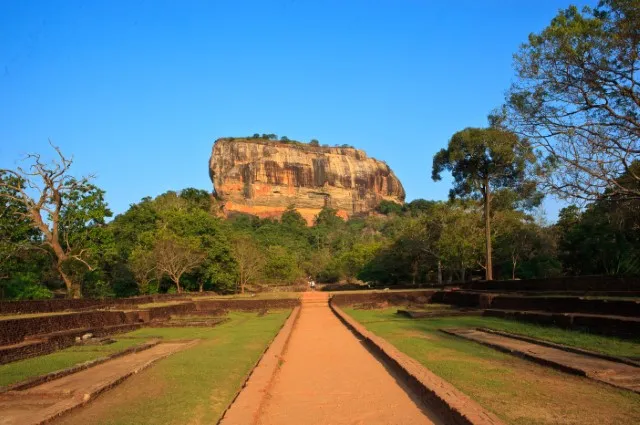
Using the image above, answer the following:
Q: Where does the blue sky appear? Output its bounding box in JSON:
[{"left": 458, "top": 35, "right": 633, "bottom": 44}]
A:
[{"left": 1, "top": 0, "right": 595, "bottom": 221}]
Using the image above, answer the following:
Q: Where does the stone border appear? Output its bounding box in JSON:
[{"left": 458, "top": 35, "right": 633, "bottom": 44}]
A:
[
  {"left": 441, "top": 328, "right": 640, "bottom": 395},
  {"left": 397, "top": 309, "right": 482, "bottom": 319},
  {"left": 330, "top": 303, "right": 504, "bottom": 425},
  {"left": 478, "top": 328, "right": 640, "bottom": 368},
  {"left": 0, "top": 339, "right": 160, "bottom": 394},
  {"left": 218, "top": 306, "right": 301, "bottom": 425}
]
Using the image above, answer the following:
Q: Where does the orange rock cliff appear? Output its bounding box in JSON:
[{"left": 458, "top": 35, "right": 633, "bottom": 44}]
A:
[{"left": 209, "top": 138, "right": 405, "bottom": 225}]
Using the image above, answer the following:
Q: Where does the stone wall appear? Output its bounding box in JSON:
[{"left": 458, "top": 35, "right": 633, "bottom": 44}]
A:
[
  {"left": 432, "top": 291, "right": 640, "bottom": 317},
  {"left": 0, "top": 311, "right": 137, "bottom": 345},
  {"left": 330, "top": 290, "right": 436, "bottom": 306},
  {"left": 195, "top": 298, "right": 300, "bottom": 311},
  {"left": 464, "top": 276, "right": 640, "bottom": 292},
  {"left": 484, "top": 310, "right": 640, "bottom": 339},
  {"left": 0, "top": 292, "right": 220, "bottom": 315}
]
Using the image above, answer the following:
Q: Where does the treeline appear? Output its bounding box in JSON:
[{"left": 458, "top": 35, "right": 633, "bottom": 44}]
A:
[
  {"left": 226, "top": 134, "right": 354, "bottom": 149},
  {"left": 1, "top": 170, "right": 638, "bottom": 300}
]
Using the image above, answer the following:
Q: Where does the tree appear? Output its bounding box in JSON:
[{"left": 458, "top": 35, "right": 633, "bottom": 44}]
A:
[
  {"left": 309, "top": 139, "right": 320, "bottom": 146},
  {"left": 376, "top": 200, "right": 404, "bottom": 215},
  {"left": 506, "top": 0, "right": 640, "bottom": 201},
  {"left": 433, "top": 126, "right": 538, "bottom": 280},
  {"left": 0, "top": 144, "right": 112, "bottom": 297},
  {"left": 231, "top": 236, "right": 264, "bottom": 293},
  {"left": 129, "top": 248, "right": 157, "bottom": 294},
  {"left": 153, "top": 236, "right": 205, "bottom": 293},
  {"left": 436, "top": 203, "right": 484, "bottom": 282},
  {"left": 493, "top": 210, "right": 536, "bottom": 279}
]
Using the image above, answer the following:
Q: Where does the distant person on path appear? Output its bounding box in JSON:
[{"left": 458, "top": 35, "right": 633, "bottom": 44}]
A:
[{"left": 308, "top": 276, "right": 316, "bottom": 291}]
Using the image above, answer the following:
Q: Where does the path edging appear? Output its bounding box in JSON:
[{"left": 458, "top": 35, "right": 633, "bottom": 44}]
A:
[
  {"left": 218, "top": 306, "right": 301, "bottom": 425},
  {"left": 441, "top": 328, "right": 588, "bottom": 377},
  {"left": 478, "top": 327, "right": 640, "bottom": 367},
  {"left": 330, "top": 303, "right": 505, "bottom": 425}
]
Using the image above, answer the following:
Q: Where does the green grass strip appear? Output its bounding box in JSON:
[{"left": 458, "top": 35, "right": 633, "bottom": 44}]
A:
[
  {"left": 55, "top": 310, "right": 290, "bottom": 425},
  {"left": 0, "top": 338, "right": 149, "bottom": 387}
]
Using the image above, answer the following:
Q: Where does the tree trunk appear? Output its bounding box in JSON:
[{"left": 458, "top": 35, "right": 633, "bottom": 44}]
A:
[
  {"left": 411, "top": 260, "right": 418, "bottom": 285},
  {"left": 175, "top": 279, "right": 182, "bottom": 293},
  {"left": 512, "top": 254, "right": 517, "bottom": 280},
  {"left": 437, "top": 260, "right": 443, "bottom": 286},
  {"left": 49, "top": 238, "right": 82, "bottom": 298},
  {"left": 199, "top": 279, "right": 204, "bottom": 292},
  {"left": 56, "top": 258, "right": 81, "bottom": 299},
  {"left": 483, "top": 181, "right": 493, "bottom": 281}
]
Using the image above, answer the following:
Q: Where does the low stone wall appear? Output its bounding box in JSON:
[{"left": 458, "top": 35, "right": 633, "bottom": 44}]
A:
[
  {"left": 0, "top": 323, "right": 142, "bottom": 365},
  {"left": 464, "top": 276, "right": 640, "bottom": 292},
  {"left": 0, "top": 292, "right": 220, "bottom": 315},
  {"left": 330, "top": 303, "right": 504, "bottom": 425},
  {"left": 430, "top": 291, "right": 494, "bottom": 308},
  {"left": 0, "top": 311, "right": 137, "bottom": 345},
  {"left": 329, "top": 290, "right": 436, "bottom": 306},
  {"left": 484, "top": 310, "right": 640, "bottom": 339},
  {"left": 195, "top": 298, "right": 300, "bottom": 311},
  {"left": 432, "top": 291, "right": 640, "bottom": 317},
  {"left": 489, "top": 296, "right": 640, "bottom": 317},
  {"left": 141, "top": 303, "right": 198, "bottom": 322}
]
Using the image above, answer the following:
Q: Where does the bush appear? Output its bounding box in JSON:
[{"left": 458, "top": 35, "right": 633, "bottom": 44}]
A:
[{"left": 2, "top": 273, "right": 53, "bottom": 300}]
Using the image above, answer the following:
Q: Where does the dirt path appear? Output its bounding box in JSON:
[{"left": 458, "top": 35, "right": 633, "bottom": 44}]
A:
[
  {"left": 0, "top": 341, "right": 193, "bottom": 425},
  {"left": 251, "top": 292, "right": 439, "bottom": 425},
  {"left": 444, "top": 328, "right": 640, "bottom": 393}
]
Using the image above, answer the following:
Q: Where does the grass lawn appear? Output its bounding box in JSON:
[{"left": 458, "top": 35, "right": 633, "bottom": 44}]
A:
[
  {"left": 346, "top": 307, "right": 640, "bottom": 425},
  {"left": 54, "top": 310, "right": 291, "bottom": 425},
  {"left": 0, "top": 337, "right": 151, "bottom": 387},
  {"left": 352, "top": 307, "right": 640, "bottom": 358}
]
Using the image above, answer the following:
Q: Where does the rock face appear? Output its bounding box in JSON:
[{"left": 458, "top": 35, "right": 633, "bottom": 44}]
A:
[{"left": 209, "top": 138, "right": 405, "bottom": 224}]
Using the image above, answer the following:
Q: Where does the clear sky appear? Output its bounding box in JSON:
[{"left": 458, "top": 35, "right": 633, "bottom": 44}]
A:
[{"left": 1, "top": 0, "right": 595, "bottom": 220}]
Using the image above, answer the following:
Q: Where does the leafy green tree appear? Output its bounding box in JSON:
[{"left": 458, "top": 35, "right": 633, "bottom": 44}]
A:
[
  {"left": 435, "top": 203, "right": 484, "bottom": 282},
  {"left": 376, "top": 200, "right": 404, "bottom": 215},
  {"left": 506, "top": 0, "right": 640, "bottom": 201},
  {"left": 309, "top": 139, "right": 320, "bottom": 146},
  {"left": 432, "top": 125, "right": 538, "bottom": 280},
  {"left": 0, "top": 177, "right": 54, "bottom": 300},
  {"left": 281, "top": 206, "right": 307, "bottom": 229},
  {"left": 231, "top": 235, "right": 264, "bottom": 293},
  {"left": 338, "top": 241, "right": 383, "bottom": 283},
  {"left": 263, "top": 245, "right": 301, "bottom": 284}
]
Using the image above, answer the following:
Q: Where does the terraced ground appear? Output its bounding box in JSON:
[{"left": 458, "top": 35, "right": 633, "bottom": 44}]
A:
[
  {"left": 42, "top": 310, "right": 291, "bottom": 425},
  {"left": 345, "top": 307, "right": 640, "bottom": 425}
]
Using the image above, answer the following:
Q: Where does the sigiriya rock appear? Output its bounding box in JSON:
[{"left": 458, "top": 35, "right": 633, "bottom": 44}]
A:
[{"left": 209, "top": 137, "right": 405, "bottom": 224}]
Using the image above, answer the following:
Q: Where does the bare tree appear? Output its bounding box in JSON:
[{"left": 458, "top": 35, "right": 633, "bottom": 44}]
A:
[
  {"left": 0, "top": 143, "right": 102, "bottom": 297},
  {"left": 232, "top": 236, "right": 264, "bottom": 294},
  {"left": 506, "top": 2, "right": 639, "bottom": 202},
  {"left": 153, "top": 237, "right": 205, "bottom": 293},
  {"left": 129, "top": 248, "right": 157, "bottom": 294}
]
